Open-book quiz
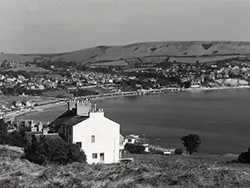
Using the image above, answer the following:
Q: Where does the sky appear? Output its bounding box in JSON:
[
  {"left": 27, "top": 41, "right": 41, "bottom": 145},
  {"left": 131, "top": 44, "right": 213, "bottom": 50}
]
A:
[{"left": 0, "top": 0, "right": 250, "bottom": 54}]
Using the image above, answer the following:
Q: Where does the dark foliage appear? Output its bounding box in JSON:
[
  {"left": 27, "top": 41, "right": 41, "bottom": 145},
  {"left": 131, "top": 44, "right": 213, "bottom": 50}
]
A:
[
  {"left": 124, "top": 143, "right": 145, "bottom": 154},
  {"left": 181, "top": 134, "right": 201, "bottom": 155},
  {"left": 238, "top": 148, "right": 250, "bottom": 163},
  {"left": 24, "top": 136, "right": 86, "bottom": 165},
  {"left": 5, "top": 131, "right": 26, "bottom": 148},
  {"left": 37, "top": 60, "right": 77, "bottom": 71},
  {"left": 181, "top": 81, "right": 192, "bottom": 88},
  {"left": 0, "top": 119, "right": 7, "bottom": 144},
  {"left": 73, "top": 89, "right": 99, "bottom": 97},
  {"left": 174, "top": 148, "right": 183, "bottom": 155}
]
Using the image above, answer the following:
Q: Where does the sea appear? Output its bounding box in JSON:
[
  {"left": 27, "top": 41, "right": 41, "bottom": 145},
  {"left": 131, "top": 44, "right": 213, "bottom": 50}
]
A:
[{"left": 17, "top": 89, "right": 250, "bottom": 155}]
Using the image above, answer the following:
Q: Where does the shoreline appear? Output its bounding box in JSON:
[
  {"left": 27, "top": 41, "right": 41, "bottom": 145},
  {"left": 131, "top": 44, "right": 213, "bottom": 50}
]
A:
[
  {"left": 184, "top": 85, "right": 250, "bottom": 92},
  {"left": 14, "top": 85, "right": 250, "bottom": 119}
]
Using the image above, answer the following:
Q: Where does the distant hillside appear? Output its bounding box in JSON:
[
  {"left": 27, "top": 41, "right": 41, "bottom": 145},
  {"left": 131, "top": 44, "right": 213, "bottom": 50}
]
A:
[
  {"left": 49, "top": 41, "right": 250, "bottom": 65},
  {"left": 0, "top": 53, "right": 37, "bottom": 65}
]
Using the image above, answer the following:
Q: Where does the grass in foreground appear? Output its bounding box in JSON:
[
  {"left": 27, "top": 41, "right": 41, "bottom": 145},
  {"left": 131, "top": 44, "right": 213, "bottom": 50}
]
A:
[{"left": 1, "top": 154, "right": 250, "bottom": 188}]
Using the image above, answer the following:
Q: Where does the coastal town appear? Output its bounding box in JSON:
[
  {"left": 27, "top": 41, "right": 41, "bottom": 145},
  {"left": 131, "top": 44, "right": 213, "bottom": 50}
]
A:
[
  {"left": 2, "top": 0, "right": 250, "bottom": 187},
  {"left": 0, "top": 56, "right": 250, "bottom": 115}
]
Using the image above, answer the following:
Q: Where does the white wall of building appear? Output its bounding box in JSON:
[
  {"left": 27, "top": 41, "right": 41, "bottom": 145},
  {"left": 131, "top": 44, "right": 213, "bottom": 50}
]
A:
[{"left": 73, "top": 111, "right": 120, "bottom": 164}]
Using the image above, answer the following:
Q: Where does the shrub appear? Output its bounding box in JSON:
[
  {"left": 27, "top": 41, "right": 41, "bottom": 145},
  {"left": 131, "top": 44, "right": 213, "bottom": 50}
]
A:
[
  {"left": 0, "top": 119, "right": 7, "bottom": 144},
  {"left": 5, "top": 131, "right": 26, "bottom": 148},
  {"left": 124, "top": 143, "right": 145, "bottom": 154},
  {"left": 238, "top": 148, "right": 250, "bottom": 163},
  {"left": 181, "top": 134, "right": 201, "bottom": 155},
  {"left": 174, "top": 148, "right": 183, "bottom": 155},
  {"left": 25, "top": 135, "right": 86, "bottom": 165}
]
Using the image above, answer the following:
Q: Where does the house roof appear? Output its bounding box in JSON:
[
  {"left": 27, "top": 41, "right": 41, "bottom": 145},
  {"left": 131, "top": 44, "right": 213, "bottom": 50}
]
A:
[
  {"left": 24, "top": 131, "right": 42, "bottom": 142},
  {"left": 49, "top": 108, "right": 89, "bottom": 128},
  {"left": 24, "top": 131, "right": 64, "bottom": 143},
  {"left": 34, "top": 133, "right": 62, "bottom": 142}
]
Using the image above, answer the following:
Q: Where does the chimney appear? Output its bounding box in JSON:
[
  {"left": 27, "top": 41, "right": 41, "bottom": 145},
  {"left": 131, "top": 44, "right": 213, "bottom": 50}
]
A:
[
  {"left": 76, "top": 99, "right": 91, "bottom": 116},
  {"left": 42, "top": 127, "right": 49, "bottom": 135},
  {"left": 38, "top": 122, "right": 43, "bottom": 132},
  {"left": 31, "top": 126, "right": 38, "bottom": 132},
  {"left": 68, "top": 99, "right": 76, "bottom": 111}
]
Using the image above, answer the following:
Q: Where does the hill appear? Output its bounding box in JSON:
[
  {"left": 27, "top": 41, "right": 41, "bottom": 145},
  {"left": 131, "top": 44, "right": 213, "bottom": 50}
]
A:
[
  {"left": 1, "top": 153, "right": 250, "bottom": 188},
  {"left": 0, "top": 53, "right": 37, "bottom": 65},
  {"left": 49, "top": 41, "right": 250, "bottom": 65}
]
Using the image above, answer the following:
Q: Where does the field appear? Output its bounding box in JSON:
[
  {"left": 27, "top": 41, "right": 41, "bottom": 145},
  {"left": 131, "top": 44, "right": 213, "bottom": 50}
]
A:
[
  {"left": 3, "top": 66, "right": 50, "bottom": 72},
  {"left": 0, "top": 95, "right": 53, "bottom": 106},
  {"left": 42, "top": 89, "right": 73, "bottom": 98},
  {"left": 0, "top": 53, "right": 37, "bottom": 65},
  {"left": 169, "top": 55, "right": 239, "bottom": 63},
  {"left": 1, "top": 151, "right": 250, "bottom": 188},
  {"left": 89, "top": 60, "right": 128, "bottom": 66}
]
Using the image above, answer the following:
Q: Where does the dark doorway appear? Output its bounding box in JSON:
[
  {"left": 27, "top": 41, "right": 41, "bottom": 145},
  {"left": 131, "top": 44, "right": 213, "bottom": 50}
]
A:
[{"left": 100, "top": 153, "right": 104, "bottom": 162}]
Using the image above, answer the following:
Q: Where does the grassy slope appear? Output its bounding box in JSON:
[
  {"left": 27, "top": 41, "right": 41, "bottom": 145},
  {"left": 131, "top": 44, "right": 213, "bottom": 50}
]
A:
[
  {"left": 2, "top": 66, "right": 50, "bottom": 72},
  {"left": 49, "top": 41, "right": 250, "bottom": 64},
  {"left": 3, "top": 41, "right": 250, "bottom": 65},
  {"left": 1, "top": 154, "right": 250, "bottom": 188},
  {"left": 0, "top": 53, "right": 37, "bottom": 64}
]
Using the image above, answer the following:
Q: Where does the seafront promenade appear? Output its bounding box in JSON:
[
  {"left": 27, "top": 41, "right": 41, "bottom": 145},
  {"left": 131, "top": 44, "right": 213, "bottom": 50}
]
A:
[
  {"left": 3, "top": 85, "right": 250, "bottom": 121},
  {"left": 3, "top": 88, "right": 180, "bottom": 121}
]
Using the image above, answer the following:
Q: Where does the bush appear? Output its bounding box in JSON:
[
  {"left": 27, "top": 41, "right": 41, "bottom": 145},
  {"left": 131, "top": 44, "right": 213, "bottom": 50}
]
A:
[
  {"left": 181, "top": 134, "right": 201, "bottom": 155},
  {"left": 25, "top": 135, "right": 86, "bottom": 165},
  {"left": 0, "top": 119, "right": 7, "bottom": 144},
  {"left": 124, "top": 143, "right": 145, "bottom": 154},
  {"left": 5, "top": 131, "right": 26, "bottom": 148},
  {"left": 174, "top": 148, "right": 183, "bottom": 155},
  {"left": 238, "top": 148, "right": 250, "bottom": 163}
]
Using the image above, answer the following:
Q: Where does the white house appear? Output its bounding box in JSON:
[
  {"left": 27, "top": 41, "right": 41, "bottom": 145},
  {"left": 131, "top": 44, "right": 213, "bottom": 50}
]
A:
[
  {"left": 49, "top": 99, "right": 124, "bottom": 164},
  {"left": 124, "top": 135, "right": 139, "bottom": 144}
]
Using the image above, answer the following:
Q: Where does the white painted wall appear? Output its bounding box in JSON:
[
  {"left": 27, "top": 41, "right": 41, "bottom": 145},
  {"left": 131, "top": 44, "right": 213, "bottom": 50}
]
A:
[{"left": 72, "top": 111, "right": 120, "bottom": 164}]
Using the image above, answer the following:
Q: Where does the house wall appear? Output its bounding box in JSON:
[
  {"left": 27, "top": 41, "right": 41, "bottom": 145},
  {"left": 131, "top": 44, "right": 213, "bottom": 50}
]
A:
[{"left": 72, "top": 112, "right": 120, "bottom": 164}]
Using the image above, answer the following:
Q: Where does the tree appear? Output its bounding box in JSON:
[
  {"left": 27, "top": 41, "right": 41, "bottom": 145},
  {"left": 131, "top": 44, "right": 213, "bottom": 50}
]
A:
[
  {"left": 238, "top": 148, "right": 250, "bottom": 163},
  {"left": 0, "top": 118, "right": 7, "bottom": 145},
  {"left": 5, "top": 131, "right": 26, "bottom": 147},
  {"left": 124, "top": 143, "right": 145, "bottom": 154},
  {"left": 174, "top": 148, "right": 183, "bottom": 155},
  {"left": 25, "top": 136, "right": 86, "bottom": 165},
  {"left": 181, "top": 134, "right": 201, "bottom": 155}
]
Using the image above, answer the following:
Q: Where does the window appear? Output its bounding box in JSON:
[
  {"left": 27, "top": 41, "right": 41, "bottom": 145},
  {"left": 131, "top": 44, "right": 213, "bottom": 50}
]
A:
[
  {"left": 92, "top": 153, "right": 97, "bottom": 159},
  {"left": 76, "top": 142, "right": 82, "bottom": 148},
  {"left": 91, "top": 135, "right": 95, "bottom": 143}
]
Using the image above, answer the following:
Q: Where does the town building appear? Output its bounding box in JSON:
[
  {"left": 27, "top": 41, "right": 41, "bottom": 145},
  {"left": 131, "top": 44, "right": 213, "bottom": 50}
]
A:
[
  {"left": 49, "top": 99, "right": 124, "bottom": 164},
  {"left": 124, "top": 135, "right": 139, "bottom": 144}
]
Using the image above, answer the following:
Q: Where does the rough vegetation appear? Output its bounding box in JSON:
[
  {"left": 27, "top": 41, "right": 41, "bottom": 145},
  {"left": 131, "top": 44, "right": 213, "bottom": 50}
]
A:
[
  {"left": 25, "top": 136, "right": 86, "bottom": 165},
  {"left": 238, "top": 148, "right": 250, "bottom": 164},
  {"left": 1, "top": 155, "right": 250, "bottom": 188}
]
